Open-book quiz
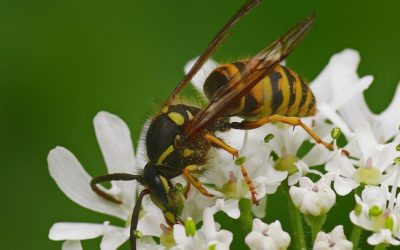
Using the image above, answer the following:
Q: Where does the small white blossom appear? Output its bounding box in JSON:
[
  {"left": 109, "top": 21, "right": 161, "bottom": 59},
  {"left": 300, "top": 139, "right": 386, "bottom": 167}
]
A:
[
  {"left": 289, "top": 174, "right": 336, "bottom": 216},
  {"left": 245, "top": 219, "right": 290, "bottom": 250},
  {"left": 313, "top": 225, "right": 352, "bottom": 250},
  {"left": 310, "top": 49, "right": 373, "bottom": 139},
  {"left": 171, "top": 208, "right": 233, "bottom": 250},
  {"left": 48, "top": 111, "right": 164, "bottom": 249},
  {"left": 350, "top": 185, "right": 400, "bottom": 245}
]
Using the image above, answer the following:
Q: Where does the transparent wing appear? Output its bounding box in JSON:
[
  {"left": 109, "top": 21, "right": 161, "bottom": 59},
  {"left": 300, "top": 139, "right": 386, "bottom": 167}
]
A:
[
  {"left": 184, "top": 13, "right": 316, "bottom": 139},
  {"left": 163, "top": 0, "right": 262, "bottom": 106}
]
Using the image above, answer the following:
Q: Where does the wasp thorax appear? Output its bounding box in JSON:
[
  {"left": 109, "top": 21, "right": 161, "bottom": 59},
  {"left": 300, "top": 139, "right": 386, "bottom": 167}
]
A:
[{"left": 145, "top": 104, "right": 210, "bottom": 176}]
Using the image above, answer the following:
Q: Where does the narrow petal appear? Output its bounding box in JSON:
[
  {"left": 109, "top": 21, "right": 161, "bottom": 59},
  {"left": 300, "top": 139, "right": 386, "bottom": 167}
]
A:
[
  {"left": 62, "top": 241, "right": 82, "bottom": 250},
  {"left": 333, "top": 176, "right": 359, "bottom": 196},
  {"left": 317, "top": 104, "right": 353, "bottom": 139},
  {"left": 94, "top": 111, "right": 136, "bottom": 174},
  {"left": 94, "top": 111, "right": 137, "bottom": 207},
  {"left": 100, "top": 225, "right": 129, "bottom": 250},
  {"left": 49, "top": 222, "right": 105, "bottom": 241},
  {"left": 184, "top": 57, "right": 219, "bottom": 92},
  {"left": 212, "top": 199, "right": 240, "bottom": 219},
  {"left": 377, "top": 82, "right": 400, "bottom": 141},
  {"left": 48, "top": 147, "right": 128, "bottom": 219}
]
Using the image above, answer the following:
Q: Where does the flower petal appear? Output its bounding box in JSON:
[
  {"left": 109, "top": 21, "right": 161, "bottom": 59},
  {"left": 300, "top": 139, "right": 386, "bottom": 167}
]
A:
[
  {"left": 94, "top": 111, "right": 137, "bottom": 208},
  {"left": 333, "top": 176, "right": 359, "bottom": 196},
  {"left": 184, "top": 57, "right": 219, "bottom": 93},
  {"left": 94, "top": 111, "right": 136, "bottom": 174},
  {"left": 377, "top": 82, "right": 400, "bottom": 141},
  {"left": 100, "top": 225, "right": 129, "bottom": 250},
  {"left": 48, "top": 147, "right": 128, "bottom": 219},
  {"left": 62, "top": 241, "right": 82, "bottom": 250},
  {"left": 49, "top": 222, "right": 105, "bottom": 241}
]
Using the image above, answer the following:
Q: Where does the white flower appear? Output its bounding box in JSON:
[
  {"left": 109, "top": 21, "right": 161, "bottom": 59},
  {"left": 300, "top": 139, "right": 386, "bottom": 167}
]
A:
[
  {"left": 289, "top": 174, "right": 336, "bottom": 216},
  {"left": 310, "top": 49, "right": 373, "bottom": 139},
  {"left": 245, "top": 219, "right": 290, "bottom": 250},
  {"left": 171, "top": 208, "right": 233, "bottom": 250},
  {"left": 48, "top": 111, "right": 164, "bottom": 249},
  {"left": 349, "top": 185, "right": 400, "bottom": 246},
  {"left": 326, "top": 135, "right": 398, "bottom": 196},
  {"left": 368, "top": 229, "right": 400, "bottom": 246},
  {"left": 309, "top": 49, "right": 400, "bottom": 195},
  {"left": 313, "top": 225, "right": 352, "bottom": 250}
]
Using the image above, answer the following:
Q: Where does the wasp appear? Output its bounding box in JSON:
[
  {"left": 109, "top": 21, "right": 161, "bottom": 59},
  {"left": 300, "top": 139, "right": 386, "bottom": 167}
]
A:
[{"left": 90, "top": 0, "right": 330, "bottom": 249}]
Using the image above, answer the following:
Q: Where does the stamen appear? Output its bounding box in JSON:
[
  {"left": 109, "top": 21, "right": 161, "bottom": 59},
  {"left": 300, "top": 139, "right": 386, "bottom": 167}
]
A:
[
  {"left": 331, "top": 127, "right": 342, "bottom": 140},
  {"left": 366, "top": 157, "right": 373, "bottom": 168},
  {"left": 264, "top": 133, "right": 274, "bottom": 143}
]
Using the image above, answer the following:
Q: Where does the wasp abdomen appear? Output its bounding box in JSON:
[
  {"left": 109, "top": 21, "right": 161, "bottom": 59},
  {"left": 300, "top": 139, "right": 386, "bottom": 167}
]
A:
[{"left": 203, "top": 61, "right": 316, "bottom": 120}]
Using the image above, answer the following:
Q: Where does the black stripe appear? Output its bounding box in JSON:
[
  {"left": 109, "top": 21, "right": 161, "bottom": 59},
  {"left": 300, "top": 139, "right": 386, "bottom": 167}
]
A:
[
  {"left": 270, "top": 70, "right": 283, "bottom": 113},
  {"left": 307, "top": 93, "right": 316, "bottom": 115},
  {"left": 282, "top": 66, "right": 296, "bottom": 113},
  {"left": 243, "top": 94, "right": 259, "bottom": 113},
  {"left": 203, "top": 70, "right": 229, "bottom": 100},
  {"left": 298, "top": 78, "right": 308, "bottom": 113},
  {"left": 233, "top": 61, "right": 246, "bottom": 74}
]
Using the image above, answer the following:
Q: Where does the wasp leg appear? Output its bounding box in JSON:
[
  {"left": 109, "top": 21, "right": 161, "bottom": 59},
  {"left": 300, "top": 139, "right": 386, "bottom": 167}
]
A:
[
  {"left": 91, "top": 173, "right": 143, "bottom": 204},
  {"left": 204, "top": 133, "right": 259, "bottom": 205},
  {"left": 183, "top": 165, "right": 214, "bottom": 197},
  {"left": 231, "top": 115, "right": 334, "bottom": 151},
  {"left": 183, "top": 181, "right": 191, "bottom": 198}
]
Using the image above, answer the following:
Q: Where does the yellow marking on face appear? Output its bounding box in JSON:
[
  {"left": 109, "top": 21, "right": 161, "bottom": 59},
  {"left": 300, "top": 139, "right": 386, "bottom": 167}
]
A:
[
  {"left": 161, "top": 106, "right": 169, "bottom": 113},
  {"left": 183, "top": 148, "right": 194, "bottom": 157},
  {"left": 157, "top": 145, "right": 174, "bottom": 164},
  {"left": 168, "top": 112, "right": 185, "bottom": 125},
  {"left": 186, "top": 110, "right": 193, "bottom": 120},
  {"left": 159, "top": 175, "right": 170, "bottom": 192}
]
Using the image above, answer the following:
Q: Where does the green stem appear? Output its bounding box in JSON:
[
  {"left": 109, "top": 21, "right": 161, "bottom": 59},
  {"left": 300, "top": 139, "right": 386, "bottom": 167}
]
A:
[
  {"left": 238, "top": 198, "right": 253, "bottom": 233},
  {"left": 373, "top": 244, "right": 387, "bottom": 250},
  {"left": 305, "top": 214, "right": 326, "bottom": 241},
  {"left": 350, "top": 186, "right": 364, "bottom": 250},
  {"left": 280, "top": 184, "right": 307, "bottom": 250},
  {"left": 350, "top": 225, "right": 362, "bottom": 250}
]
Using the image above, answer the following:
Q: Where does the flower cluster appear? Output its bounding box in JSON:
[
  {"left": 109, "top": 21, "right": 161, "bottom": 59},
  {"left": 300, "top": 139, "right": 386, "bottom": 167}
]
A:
[{"left": 48, "top": 49, "right": 400, "bottom": 249}]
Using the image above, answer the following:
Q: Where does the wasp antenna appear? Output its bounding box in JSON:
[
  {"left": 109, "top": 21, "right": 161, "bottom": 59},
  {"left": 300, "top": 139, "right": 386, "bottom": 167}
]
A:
[
  {"left": 130, "top": 189, "right": 151, "bottom": 250},
  {"left": 91, "top": 173, "right": 143, "bottom": 204}
]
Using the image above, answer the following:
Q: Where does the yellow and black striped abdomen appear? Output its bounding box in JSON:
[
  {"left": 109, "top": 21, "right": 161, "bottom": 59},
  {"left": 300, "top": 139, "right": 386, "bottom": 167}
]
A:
[{"left": 203, "top": 61, "right": 316, "bottom": 120}]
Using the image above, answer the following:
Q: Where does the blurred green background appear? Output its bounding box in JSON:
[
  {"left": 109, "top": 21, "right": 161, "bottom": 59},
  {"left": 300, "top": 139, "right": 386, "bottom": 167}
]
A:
[{"left": 1, "top": 0, "right": 399, "bottom": 249}]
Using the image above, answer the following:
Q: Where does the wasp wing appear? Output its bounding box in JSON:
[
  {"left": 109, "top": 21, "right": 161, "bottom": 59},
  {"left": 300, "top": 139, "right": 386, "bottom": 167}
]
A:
[
  {"left": 164, "top": 0, "right": 262, "bottom": 106},
  {"left": 184, "top": 13, "right": 316, "bottom": 139}
]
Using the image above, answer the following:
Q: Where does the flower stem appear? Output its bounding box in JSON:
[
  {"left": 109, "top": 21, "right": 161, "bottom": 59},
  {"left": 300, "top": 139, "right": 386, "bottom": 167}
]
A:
[
  {"left": 350, "top": 186, "right": 364, "bottom": 250},
  {"left": 373, "top": 244, "right": 387, "bottom": 250},
  {"left": 238, "top": 198, "right": 253, "bottom": 233},
  {"left": 305, "top": 214, "right": 326, "bottom": 241},
  {"left": 280, "top": 184, "right": 307, "bottom": 250}
]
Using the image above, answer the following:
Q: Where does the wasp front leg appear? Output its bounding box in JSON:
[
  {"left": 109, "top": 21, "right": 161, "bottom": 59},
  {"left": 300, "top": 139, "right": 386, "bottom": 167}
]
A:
[
  {"left": 183, "top": 165, "right": 213, "bottom": 197},
  {"left": 204, "top": 133, "right": 259, "bottom": 205}
]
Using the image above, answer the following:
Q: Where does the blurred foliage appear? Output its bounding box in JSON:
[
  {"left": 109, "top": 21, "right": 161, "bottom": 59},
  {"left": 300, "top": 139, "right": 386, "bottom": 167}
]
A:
[{"left": 1, "top": 0, "right": 399, "bottom": 249}]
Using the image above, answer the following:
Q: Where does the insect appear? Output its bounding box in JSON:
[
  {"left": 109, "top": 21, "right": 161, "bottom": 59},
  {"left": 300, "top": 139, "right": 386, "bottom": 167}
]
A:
[{"left": 90, "top": 0, "right": 331, "bottom": 249}]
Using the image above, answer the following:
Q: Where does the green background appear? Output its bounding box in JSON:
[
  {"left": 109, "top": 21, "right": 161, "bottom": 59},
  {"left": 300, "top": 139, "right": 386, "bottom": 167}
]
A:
[{"left": 1, "top": 0, "right": 399, "bottom": 249}]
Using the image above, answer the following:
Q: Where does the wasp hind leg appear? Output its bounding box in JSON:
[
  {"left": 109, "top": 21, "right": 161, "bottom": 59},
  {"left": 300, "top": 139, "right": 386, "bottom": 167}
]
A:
[
  {"left": 204, "top": 133, "right": 259, "bottom": 205},
  {"left": 231, "top": 114, "right": 334, "bottom": 151}
]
